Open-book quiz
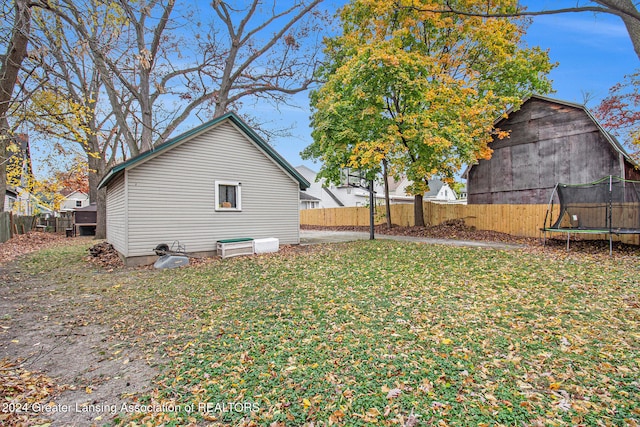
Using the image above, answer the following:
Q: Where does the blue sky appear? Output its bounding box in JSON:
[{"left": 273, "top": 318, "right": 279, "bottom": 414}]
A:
[
  {"left": 25, "top": 1, "right": 639, "bottom": 179},
  {"left": 266, "top": 0, "right": 640, "bottom": 172}
]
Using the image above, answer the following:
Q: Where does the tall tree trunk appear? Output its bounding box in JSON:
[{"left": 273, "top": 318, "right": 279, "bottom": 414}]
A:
[
  {"left": 0, "top": 0, "right": 31, "bottom": 212},
  {"left": 87, "top": 153, "right": 106, "bottom": 239},
  {"left": 95, "top": 187, "right": 107, "bottom": 240},
  {"left": 138, "top": 65, "right": 154, "bottom": 152},
  {"left": 0, "top": 119, "right": 8, "bottom": 213},
  {"left": 382, "top": 158, "right": 391, "bottom": 229},
  {"left": 414, "top": 194, "right": 424, "bottom": 227},
  {"left": 616, "top": 0, "right": 640, "bottom": 59}
]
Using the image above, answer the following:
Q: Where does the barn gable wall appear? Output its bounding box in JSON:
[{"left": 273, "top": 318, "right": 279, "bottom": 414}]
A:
[{"left": 468, "top": 97, "right": 627, "bottom": 204}]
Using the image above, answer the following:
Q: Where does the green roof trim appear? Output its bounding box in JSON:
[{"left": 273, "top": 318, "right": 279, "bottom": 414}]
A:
[{"left": 98, "top": 112, "right": 310, "bottom": 190}]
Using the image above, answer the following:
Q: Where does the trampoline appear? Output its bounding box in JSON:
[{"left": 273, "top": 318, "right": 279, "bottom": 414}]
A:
[{"left": 542, "top": 176, "right": 640, "bottom": 254}]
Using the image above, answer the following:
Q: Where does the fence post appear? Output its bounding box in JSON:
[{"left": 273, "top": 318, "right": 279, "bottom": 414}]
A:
[
  {"left": 10, "top": 212, "right": 15, "bottom": 238},
  {"left": 0, "top": 212, "right": 10, "bottom": 243}
]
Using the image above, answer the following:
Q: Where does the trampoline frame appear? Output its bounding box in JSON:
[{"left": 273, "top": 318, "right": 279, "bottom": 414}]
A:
[{"left": 541, "top": 176, "right": 640, "bottom": 255}]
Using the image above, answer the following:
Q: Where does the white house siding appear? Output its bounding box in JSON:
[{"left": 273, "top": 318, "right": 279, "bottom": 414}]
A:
[
  {"left": 3, "top": 194, "right": 14, "bottom": 212},
  {"left": 60, "top": 191, "right": 90, "bottom": 211},
  {"left": 124, "top": 121, "right": 300, "bottom": 257},
  {"left": 106, "top": 174, "right": 127, "bottom": 256}
]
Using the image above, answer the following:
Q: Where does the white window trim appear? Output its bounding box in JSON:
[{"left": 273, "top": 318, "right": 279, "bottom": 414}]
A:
[{"left": 215, "top": 180, "right": 242, "bottom": 211}]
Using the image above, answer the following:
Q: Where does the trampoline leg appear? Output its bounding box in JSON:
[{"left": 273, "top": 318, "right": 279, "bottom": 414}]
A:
[
  {"left": 566, "top": 232, "right": 570, "bottom": 252},
  {"left": 609, "top": 234, "right": 612, "bottom": 257}
]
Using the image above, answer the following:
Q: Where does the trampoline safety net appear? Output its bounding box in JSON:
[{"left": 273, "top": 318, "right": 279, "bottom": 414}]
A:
[{"left": 545, "top": 176, "right": 640, "bottom": 233}]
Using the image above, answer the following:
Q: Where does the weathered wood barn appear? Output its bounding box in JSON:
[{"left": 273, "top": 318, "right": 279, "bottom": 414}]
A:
[
  {"left": 98, "top": 112, "right": 309, "bottom": 266},
  {"left": 466, "top": 95, "right": 640, "bottom": 204}
]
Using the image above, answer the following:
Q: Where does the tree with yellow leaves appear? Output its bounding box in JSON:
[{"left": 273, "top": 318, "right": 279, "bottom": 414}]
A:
[{"left": 303, "top": 0, "right": 554, "bottom": 225}]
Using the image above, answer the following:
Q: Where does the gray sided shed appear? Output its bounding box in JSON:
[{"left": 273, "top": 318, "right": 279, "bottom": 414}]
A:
[
  {"left": 467, "top": 95, "right": 640, "bottom": 204},
  {"left": 98, "top": 112, "right": 309, "bottom": 266}
]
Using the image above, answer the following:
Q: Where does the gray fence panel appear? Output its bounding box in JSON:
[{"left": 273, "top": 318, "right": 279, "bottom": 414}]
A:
[{"left": 0, "top": 212, "right": 10, "bottom": 243}]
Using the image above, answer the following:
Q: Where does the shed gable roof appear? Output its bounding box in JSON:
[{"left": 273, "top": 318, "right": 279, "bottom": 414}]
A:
[{"left": 98, "top": 112, "right": 310, "bottom": 190}]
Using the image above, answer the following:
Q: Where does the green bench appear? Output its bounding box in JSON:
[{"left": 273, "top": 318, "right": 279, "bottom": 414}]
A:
[{"left": 216, "top": 238, "right": 254, "bottom": 258}]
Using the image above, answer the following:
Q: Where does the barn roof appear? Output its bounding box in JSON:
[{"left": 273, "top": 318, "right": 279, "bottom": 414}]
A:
[
  {"left": 98, "top": 112, "right": 310, "bottom": 190},
  {"left": 463, "top": 94, "right": 638, "bottom": 178},
  {"left": 512, "top": 94, "right": 635, "bottom": 165}
]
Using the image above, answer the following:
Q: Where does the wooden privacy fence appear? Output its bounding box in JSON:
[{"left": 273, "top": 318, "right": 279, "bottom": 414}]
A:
[
  {"left": 0, "top": 212, "right": 37, "bottom": 243},
  {"left": 0, "top": 213, "right": 73, "bottom": 243},
  {"left": 0, "top": 212, "right": 9, "bottom": 243},
  {"left": 300, "top": 203, "right": 548, "bottom": 236},
  {"left": 39, "top": 216, "right": 73, "bottom": 233},
  {"left": 300, "top": 203, "right": 640, "bottom": 245}
]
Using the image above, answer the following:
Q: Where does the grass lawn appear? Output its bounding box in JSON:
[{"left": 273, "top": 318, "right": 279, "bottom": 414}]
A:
[{"left": 15, "top": 240, "right": 640, "bottom": 426}]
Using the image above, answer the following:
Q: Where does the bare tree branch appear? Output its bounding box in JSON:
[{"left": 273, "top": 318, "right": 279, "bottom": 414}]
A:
[
  {"left": 213, "top": 0, "right": 324, "bottom": 115},
  {"left": 401, "top": 0, "right": 639, "bottom": 21},
  {"left": 398, "top": 0, "right": 640, "bottom": 59}
]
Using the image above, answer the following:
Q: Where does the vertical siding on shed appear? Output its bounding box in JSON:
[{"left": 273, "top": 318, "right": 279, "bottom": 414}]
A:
[
  {"left": 106, "top": 173, "right": 127, "bottom": 256},
  {"left": 469, "top": 98, "right": 626, "bottom": 204},
  {"left": 124, "top": 121, "right": 300, "bottom": 257}
]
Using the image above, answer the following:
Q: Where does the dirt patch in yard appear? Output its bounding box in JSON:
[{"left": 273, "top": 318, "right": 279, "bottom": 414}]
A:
[{"left": 0, "top": 234, "right": 157, "bottom": 426}]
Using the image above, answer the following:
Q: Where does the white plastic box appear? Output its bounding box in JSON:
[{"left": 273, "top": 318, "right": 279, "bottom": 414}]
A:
[{"left": 253, "top": 238, "right": 279, "bottom": 254}]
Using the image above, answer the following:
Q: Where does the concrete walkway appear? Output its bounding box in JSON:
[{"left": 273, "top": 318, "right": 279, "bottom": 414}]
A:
[{"left": 300, "top": 229, "right": 524, "bottom": 250}]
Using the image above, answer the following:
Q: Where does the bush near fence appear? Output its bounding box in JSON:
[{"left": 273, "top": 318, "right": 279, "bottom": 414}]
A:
[{"left": 300, "top": 202, "right": 640, "bottom": 245}]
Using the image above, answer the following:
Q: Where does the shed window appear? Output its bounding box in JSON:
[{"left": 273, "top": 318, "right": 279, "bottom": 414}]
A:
[
  {"left": 215, "top": 180, "right": 242, "bottom": 211},
  {"left": 75, "top": 200, "right": 82, "bottom": 207}
]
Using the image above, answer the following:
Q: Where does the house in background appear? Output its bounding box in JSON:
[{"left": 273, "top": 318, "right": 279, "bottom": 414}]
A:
[
  {"left": 3, "top": 134, "right": 52, "bottom": 215},
  {"left": 59, "top": 190, "right": 90, "bottom": 212},
  {"left": 99, "top": 112, "right": 309, "bottom": 266},
  {"left": 296, "top": 165, "right": 459, "bottom": 209},
  {"left": 457, "top": 185, "right": 468, "bottom": 201},
  {"left": 466, "top": 95, "right": 640, "bottom": 204},
  {"left": 4, "top": 188, "right": 19, "bottom": 213},
  {"left": 4, "top": 186, "right": 53, "bottom": 216},
  {"left": 299, "top": 191, "right": 322, "bottom": 210},
  {"left": 428, "top": 181, "right": 459, "bottom": 202},
  {"left": 296, "top": 165, "right": 380, "bottom": 208}
]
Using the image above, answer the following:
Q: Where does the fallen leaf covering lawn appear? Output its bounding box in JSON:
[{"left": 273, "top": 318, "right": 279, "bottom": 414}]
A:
[
  {"left": 100, "top": 241, "right": 639, "bottom": 426},
  {"left": 11, "top": 240, "right": 640, "bottom": 426},
  {"left": 0, "top": 231, "right": 67, "bottom": 264},
  {"left": 0, "top": 360, "right": 66, "bottom": 427}
]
